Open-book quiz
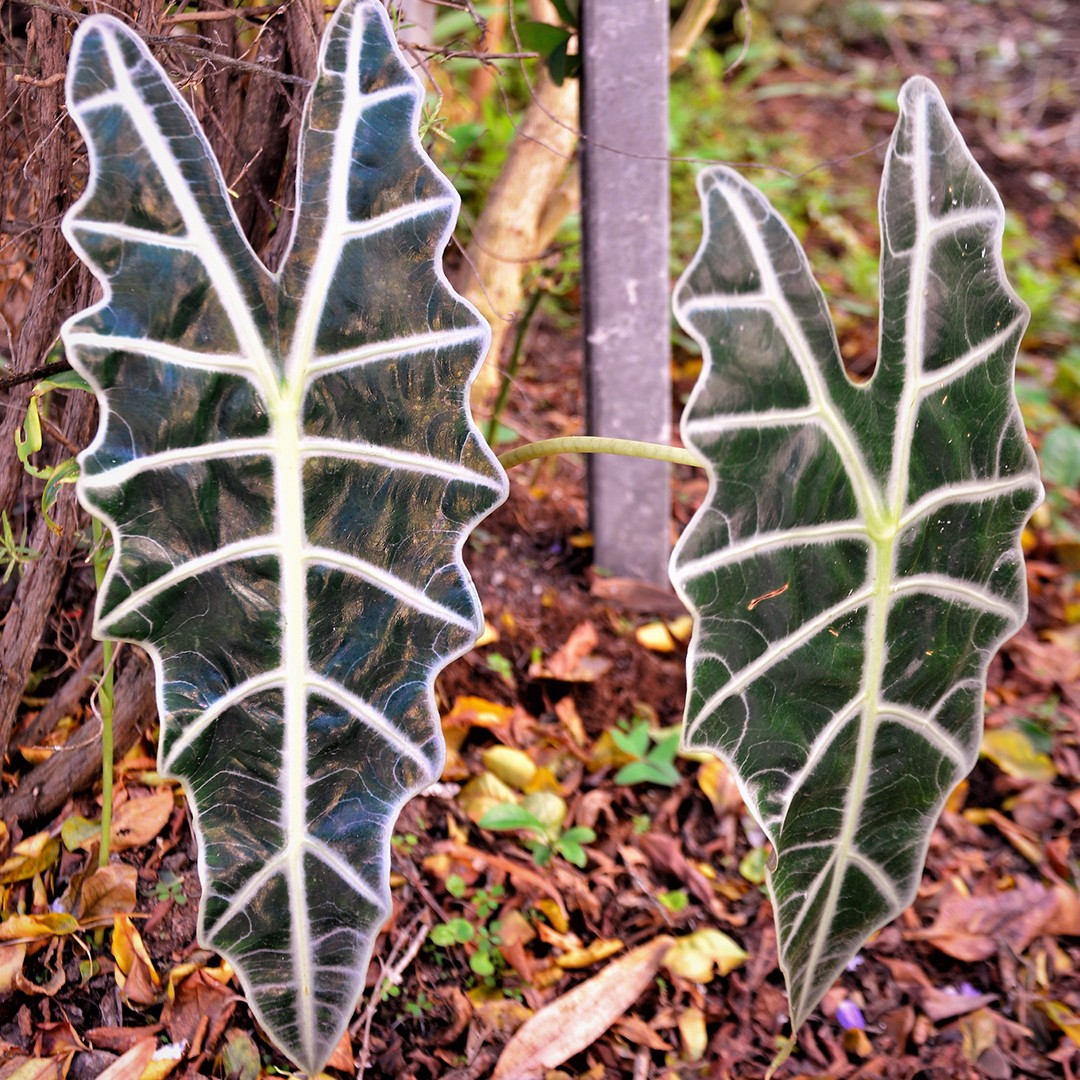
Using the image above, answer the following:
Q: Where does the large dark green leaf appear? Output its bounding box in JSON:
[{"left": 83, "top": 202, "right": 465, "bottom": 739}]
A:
[
  {"left": 671, "top": 77, "right": 1041, "bottom": 1029},
  {"left": 61, "top": 2, "right": 505, "bottom": 1071}
]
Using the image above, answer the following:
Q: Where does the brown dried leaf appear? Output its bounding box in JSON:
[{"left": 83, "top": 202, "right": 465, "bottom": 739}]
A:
[
  {"left": 0, "top": 943, "right": 26, "bottom": 994},
  {"left": 491, "top": 935, "right": 674, "bottom": 1080},
  {"left": 908, "top": 879, "right": 1059, "bottom": 961},
  {"left": 161, "top": 964, "right": 236, "bottom": 1050},
  {"left": 96, "top": 1037, "right": 156, "bottom": 1080},
  {"left": 72, "top": 865, "right": 138, "bottom": 921},
  {"left": 87, "top": 1026, "right": 164, "bottom": 1054},
  {"left": 34, "top": 1019, "right": 87, "bottom": 1056},
  {"left": 919, "top": 987, "right": 998, "bottom": 1023},
  {"left": 110, "top": 789, "right": 176, "bottom": 852},
  {"left": 0, "top": 1057, "right": 65, "bottom": 1080},
  {"left": 530, "top": 622, "right": 612, "bottom": 682},
  {"left": 612, "top": 1014, "right": 672, "bottom": 1052}
]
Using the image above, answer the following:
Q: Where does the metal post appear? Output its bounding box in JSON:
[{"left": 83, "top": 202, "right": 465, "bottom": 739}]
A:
[{"left": 581, "top": 0, "right": 671, "bottom": 585}]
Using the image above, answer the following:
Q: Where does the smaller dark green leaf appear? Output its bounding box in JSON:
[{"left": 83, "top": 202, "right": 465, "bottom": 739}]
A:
[
  {"left": 519, "top": 20, "right": 572, "bottom": 59},
  {"left": 545, "top": 40, "right": 581, "bottom": 86},
  {"left": 549, "top": 0, "right": 578, "bottom": 28}
]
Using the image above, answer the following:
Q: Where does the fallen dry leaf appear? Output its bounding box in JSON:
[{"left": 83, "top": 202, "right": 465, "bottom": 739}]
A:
[
  {"left": 112, "top": 915, "right": 161, "bottom": 1006},
  {"left": 110, "top": 788, "right": 176, "bottom": 852},
  {"left": 0, "top": 944, "right": 26, "bottom": 994},
  {"left": 1043, "top": 883, "right": 1080, "bottom": 936},
  {"left": 555, "top": 938, "right": 623, "bottom": 969},
  {"left": 1034, "top": 999, "right": 1080, "bottom": 1048},
  {"left": 491, "top": 935, "right": 673, "bottom": 1080},
  {"left": 161, "top": 963, "right": 237, "bottom": 1051},
  {"left": 530, "top": 622, "right": 612, "bottom": 682},
  {"left": 919, "top": 986, "right": 999, "bottom": 1023},
  {"left": 69, "top": 864, "right": 138, "bottom": 921},
  {"left": 908, "top": 878, "right": 1059, "bottom": 961},
  {"left": 635, "top": 621, "right": 676, "bottom": 653},
  {"left": 87, "top": 1026, "right": 164, "bottom": 1054},
  {"left": 0, "top": 833, "right": 60, "bottom": 886},
  {"left": 613, "top": 1014, "right": 672, "bottom": 1052},
  {"left": 980, "top": 726, "right": 1056, "bottom": 782},
  {"left": 0, "top": 1056, "right": 65, "bottom": 1080},
  {"left": 215, "top": 1028, "right": 261, "bottom": 1080},
  {"left": 662, "top": 929, "right": 747, "bottom": 983},
  {"left": 0, "top": 914, "right": 78, "bottom": 942},
  {"left": 678, "top": 1005, "right": 708, "bottom": 1062},
  {"left": 96, "top": 1036, "right": 156, "bottom": 1080}
]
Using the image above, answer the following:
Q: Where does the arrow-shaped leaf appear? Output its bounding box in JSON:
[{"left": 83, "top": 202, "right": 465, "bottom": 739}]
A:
[
  {"left": 671, "top": 77, "right": 1041, "bottom": 1029},
  {"left": 61, "top": 2, "right": 506, "bottom": 1072}
]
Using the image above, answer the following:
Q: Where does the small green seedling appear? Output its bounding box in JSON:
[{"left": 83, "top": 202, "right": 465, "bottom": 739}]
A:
[
  {"left": 479, "top": 793, "right": 595, "bottom": 868},
  {"left": 610, "top": 719, "right": 681, "bottom": 787}
]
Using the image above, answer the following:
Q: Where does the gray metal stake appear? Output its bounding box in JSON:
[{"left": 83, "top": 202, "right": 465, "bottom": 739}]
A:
[{"left": 581, "top": 0, "right": 672, "bottom": 585}]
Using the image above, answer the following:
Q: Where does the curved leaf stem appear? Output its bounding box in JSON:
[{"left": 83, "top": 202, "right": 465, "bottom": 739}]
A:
[
  {"left": 498, "top": 436, "right": 702, "bottom": 470},
  {"left": 91, "top": 516, "right": 114, "bottom": 871}
]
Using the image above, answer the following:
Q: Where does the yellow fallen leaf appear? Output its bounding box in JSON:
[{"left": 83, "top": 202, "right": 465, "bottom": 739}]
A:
[
  {"left": 981, "top": 728, "right": 1056, "bottom": 782},
  {"left": 555, "top": 938, "right": 624, "bottom": 969},
  {"left": 635, "top": 621, "right": 676, "bottom": 653},
  {"left": 491, "top": 936, "right": 673, "bottom": 1080},
  {"left": 697, "top": 758, "right": 741, "bottom": 815},
  {"left": 0, "top": 832, "right": 60, "bottom": 885},
  {"left": 667, "top": 615, "right": 694, "bottom": 643},
  {"left": 443, "top": 696, "right": 515, "bottom": 730},
  {"left": 960, "top": 1007, "right": 997, "bottom": 1064},
  {"left": 458, "top": 772, "right": 520, "bottom": 824},
  {"left": 0, "top": 1056, "right": 65, "bottom": 1080},
  {"left": 483, "top": 746, "right": 538, "bottom": 791},
  {"left": 467, "top": 988, "right": 534, "bottom": 1034},
  {"left": 535, "top": 898, "right": 569, "bottom": 934},
  {"left": 112, "top": 914, "right": 161, "bottom": 1005},
  {"left": 0, "top": 913, "right": 79, "bottom": 941},
  {"left": 678, "top": 1005, "right": 708, "bottom": 1062},
  {"left": 1036, "top": 999, "right": 1080, "bottom": 1047},
  {"left": 663, "top": 929, "right": 747, "bottom": 983},
  {"left": 61, "top": 815, "right": 102, "bottom": 853}
]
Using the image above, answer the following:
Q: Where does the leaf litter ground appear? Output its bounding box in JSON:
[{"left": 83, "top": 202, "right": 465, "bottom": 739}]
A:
[{"left": 2, "top": 1, "right": 1080, "bottom": 1077}]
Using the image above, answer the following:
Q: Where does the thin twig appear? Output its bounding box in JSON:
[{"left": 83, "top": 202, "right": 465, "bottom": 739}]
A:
[
  {"left": 0, "top": 360, "right": 73, "bottom": 394},
  {"left": 19, "top": 0, "right": 313, "bottom": 85},
  {"left": 353, "top": 911, "right": 432, "bottom": 1073}
]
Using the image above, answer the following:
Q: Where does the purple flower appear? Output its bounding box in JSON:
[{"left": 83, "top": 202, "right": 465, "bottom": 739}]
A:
[{"left": 836, "top": 999, "right": 865, "bottom": 1031}]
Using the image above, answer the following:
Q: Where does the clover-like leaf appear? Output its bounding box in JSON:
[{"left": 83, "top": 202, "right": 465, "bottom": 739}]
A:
[
  {"left": 671, "top": 77, "right": 1041, "bottom": 1029},
  {"left": 61, "top": 2, "right": 506, "bottom": 1072}
]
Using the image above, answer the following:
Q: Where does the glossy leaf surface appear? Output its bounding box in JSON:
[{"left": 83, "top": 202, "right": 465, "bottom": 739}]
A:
[
  {"left": 62, "top": 3, "right": 505, "bottom": 1071},
  {"left": 671, "top": 77, "right": 1041, "bottom": 1028}
]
